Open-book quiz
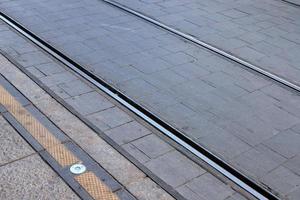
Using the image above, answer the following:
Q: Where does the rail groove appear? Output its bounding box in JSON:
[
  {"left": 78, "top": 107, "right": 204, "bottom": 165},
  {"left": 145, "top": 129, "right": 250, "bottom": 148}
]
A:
[{"left": 0, "top": 11, "right": 279, "bottom": 200}]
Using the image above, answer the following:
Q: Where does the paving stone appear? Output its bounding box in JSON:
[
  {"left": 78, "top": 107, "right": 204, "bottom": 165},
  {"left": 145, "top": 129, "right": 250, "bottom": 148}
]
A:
[
  {"left": 145, "top": 151, "right": 205, "bottom": 187},
  {"left": 49, "top": 85, "right": 71, "bottom": 99},
  {"left": 138, "top": 90, "right": 179, "bottom": 110},
  {"left": 132, "top": 57, "right": 172, "bottom": 74},
  {"left": 142, "top": 69, "right": 186, "bottom": 90},
  {"left": 172, "top": 62, "right": 211, "bottom": 79},
  {"left": 58, "top": 79, "right": 93, "bottom": 97},
  {"left": 0, "top": 154, "right": 79, "bottom": 200},
  {"left": 232, "top": 145, "right": 286, "bottom": 179},
  {"left": 176, "top": 185, "right": 206, "bottom": 200},
  {"left": 264, "top": 130, "right": 300, "bottom": 159},
  {"left": 40, "top": 71, "right": 78, "bottom": 87},
  {"left": 116, "top": 189, "right": 136, "bottom": 200},
  {"left": 287, "top": 187, "right": 300, "bottom": 200},
  {"left": 219, "top": 115, "right": 279, "bottom": 146},
  {"left": 0, "top": 116, "right": 34, "bottom": 165},
  {"left": 65, "top": 91, "right": 114, "bottom": 115},
  {"left": 261, "top": 166, "right": 300, "bottom": 195},
  {"left": 257, "top": 105, "right": 300, "bottom": 131},
  {"left": 232, "top": 46, "right": 266, "bottom": 62},
  {"left": 220, "top": 9, "right": 249, "bottom": 19},
  {"left": 186, "top": 173, "right": 234, "bottom": 200},
  {"left": 197, "top": 131, "right": 251, "bottom": 160},
  {"left": 162, "top": 52, "right": 195, "bottom": 65},
  {"left": 158, "top": 103, "right": 197, "bottom": 123},
  {"left": 16, "top": 51, "right": 53, "bottom": 67},
  {"left": 117, "top": 78, "right": 158, "bottom": 99},
  {"left": 35, "top": 62, "right": 65, "bottom": 75},
  {"left": 132, "top": 134, "right": 173, "bottom": 159},
  {"left": 105, "top": 121, "right": 151, "bottom": 145},
  {"left": 26, "top": 66, "right": 45, "bottom": 78},
  {"left": 86, "top": 106, "right": 132, "bottom": 130},
  {"left": 127, "top": 177, "right": 174, "bottom": 200},
  {"left": 122, "top": 143, "right": 150, "bottom": 164},
  {"left": 284, "top": 155, "right": 300, "bottom": 176},
  {"left": 225, "top": 192, "right": 248, "bottom": 200}
]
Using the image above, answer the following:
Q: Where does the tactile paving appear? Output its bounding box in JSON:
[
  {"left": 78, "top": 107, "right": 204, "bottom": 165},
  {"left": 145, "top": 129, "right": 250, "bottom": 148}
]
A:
[{"left": 76, "top": 172, "right": 120, "bottom": 200}]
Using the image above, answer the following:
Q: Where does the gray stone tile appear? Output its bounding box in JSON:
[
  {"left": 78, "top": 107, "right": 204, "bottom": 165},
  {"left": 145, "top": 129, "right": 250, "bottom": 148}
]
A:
[
  {"left": 176, "top": 185, "right": 206, "bottom": 200},
  {"left": 35, "top": 62, "right": 65, "bottom": 75},
  {"left": 257, "top": 105, "right": 300, "bottom": 131},
  {"left": 122, "top": 143, "right": 150, "bottom": 164},
  {"left": 287, "top": 187, "right": 300, "bottom": 200},
  {"left": 16, "top": 51, "right": 53, "bottom": 67},
  {"left": 197, "top": 130, "right": 251, "bottom": 160},
  {"left": 186, "top": 173, "right": 234, "bottom": 200},
  {"left": 0, "top": 154, "right": 79, "bottom": 200},
  {"left": 40, "top": 71, "right": 78, "bottom": 87},
  {"left": 26, "top": 66, "right": 45, "bottom": 78},
  {"left": 261, "top": 166, "right": 300, "bottom": 195},
  {"left": 65, "top": 91, "right": 114, "bottom": 115},
  {"left": 0, "top": 76, "right": 30, "bottom": 106},
  {"left": 58, "top": 79, "right": 93, "bottom": 97},
  {"left": 220, "top": 9, "right": 249, "bottom": 19},
  {"left": 50, "top": 85, "right": 71, "bottom": 99},
  {"left": 117, "top": 78, "right": 158, "bottom": 99},
  {"left": 132, "top": 57, "right": 172, "bottom": 74},
  {"left": 162, "top": 52, "right": 195, "bottom": 66},
  {"left": 225, "top": 192, "right": 248, "bottom": 200},
  {"left": 86, "top": 106, "right": 132, "bottom": 130},
  {"left": 142, "top": 69, "right": 186, "bottom": 90},
  {"left": 172, "top": 62, "right": 211, "bottom": 79},
  {"left": 158, "top": 103, "right": 197, "bottom": 123},
  {"left": 264, "top": 130, "right": 300, "bottom": 159},
  {"left": 232, "top": 145, "right": 286, "bottom": 179},
  {"left": 105, "top": 121, "right": 151, "bottom": 145},
  {"left": 0, "top": 116, "right": 34, "bottom": 165},
  {"left": 231, "top": 46, "right": 266, "bottom": 62},
  {"left": 116, "top": 189, "right": 136, "bottom": 200},
  {"left": 132, "top": 134, "right": 173, "bottom": 159},
  {"left": 284, "top": 155, "right": 300, "bottom": 176},
  {"left": 145, "top": 151, "right": 205, "bottom": 187}
]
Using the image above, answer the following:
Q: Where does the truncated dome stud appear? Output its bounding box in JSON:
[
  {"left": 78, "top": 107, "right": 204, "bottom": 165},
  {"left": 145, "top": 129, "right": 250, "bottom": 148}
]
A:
[{"left": 70, "top": 163, "right": 86, "bottom": 175}]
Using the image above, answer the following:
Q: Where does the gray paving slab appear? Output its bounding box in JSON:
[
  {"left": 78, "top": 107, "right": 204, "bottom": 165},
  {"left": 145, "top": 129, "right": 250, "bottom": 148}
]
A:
[
  {"left": 1, "top": 0, "right": 300, "bottom": 198},
  {"left": 185, "top": 173, "right": 235, "bottom": 200},
  {"left": 86, "top": 106, "right": 133, "bottom": 131},
  {"left": 0, "top": 115, "right": 34, "bottom": 165},
  {"left": 261, "top": 166, "right": 300, "bottom": 195},
  {"left": 112, "top": 0, "right": 300, "bottom": 83},
  {"left": 0, "top": 154, "right": 79, "bottom": 200},
  {"left": 145, "top": 151, "right": 205, "bottom": 188},
  {"left": 131, "top": 134, "right": 173, "bottom": 159},
  {"left": 65, "top": 91, "right": 114, "bottom": 115},
  {"left": 104, "top": 121, "right": 151, "bottom": 145}
]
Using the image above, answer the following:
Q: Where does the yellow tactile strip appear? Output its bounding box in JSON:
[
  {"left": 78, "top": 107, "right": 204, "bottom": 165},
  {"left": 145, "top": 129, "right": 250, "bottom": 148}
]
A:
[
  {"left": 0, "top": 85, "right": 120, "bottom": 200},
  {"left": 0, "top": 85, "right": 79, "bottom": 167},
  {"left": 76, "top": 172, "right": 120, "bottom": 200}
]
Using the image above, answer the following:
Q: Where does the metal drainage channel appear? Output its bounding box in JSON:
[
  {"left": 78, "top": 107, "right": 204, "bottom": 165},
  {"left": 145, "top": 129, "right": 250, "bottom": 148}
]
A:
[
  {"left": 101, "top": 0, "right": 300, "bottom": 94},
  {"left": 0, "top": 12, "right": 279, "bottom": 200}
]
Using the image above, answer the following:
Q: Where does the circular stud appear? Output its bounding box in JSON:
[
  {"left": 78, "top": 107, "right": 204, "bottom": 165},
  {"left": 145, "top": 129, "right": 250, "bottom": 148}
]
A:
[{"left": 70, "top": 163, "right": 86, "bottom": 175}]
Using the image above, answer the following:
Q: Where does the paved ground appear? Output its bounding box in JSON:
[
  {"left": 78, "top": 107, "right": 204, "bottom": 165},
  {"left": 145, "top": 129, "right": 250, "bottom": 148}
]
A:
[
  {"left": 0, "top": 33, "right": 245, "bottom": 200},
  {"left": 0, "top": 115, "right": 80, "bottom": 200},
  {"left": 0, "top": 0, "right": 300, "bottom": 199},
  {"left": 113, "top": 0, "right": 300, "bottom": 85}
]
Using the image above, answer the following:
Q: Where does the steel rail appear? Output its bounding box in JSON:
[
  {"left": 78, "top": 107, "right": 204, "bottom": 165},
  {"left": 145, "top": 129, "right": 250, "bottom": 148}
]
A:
[
  {"left": 0, "top": 12, "right": 279, "bottom": 200},
  {"left": 279, "top": 0, "right": 300, "bottom": 7},
  {"left": 101, "top": 0, "right": 300, "bottom": 94}
]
